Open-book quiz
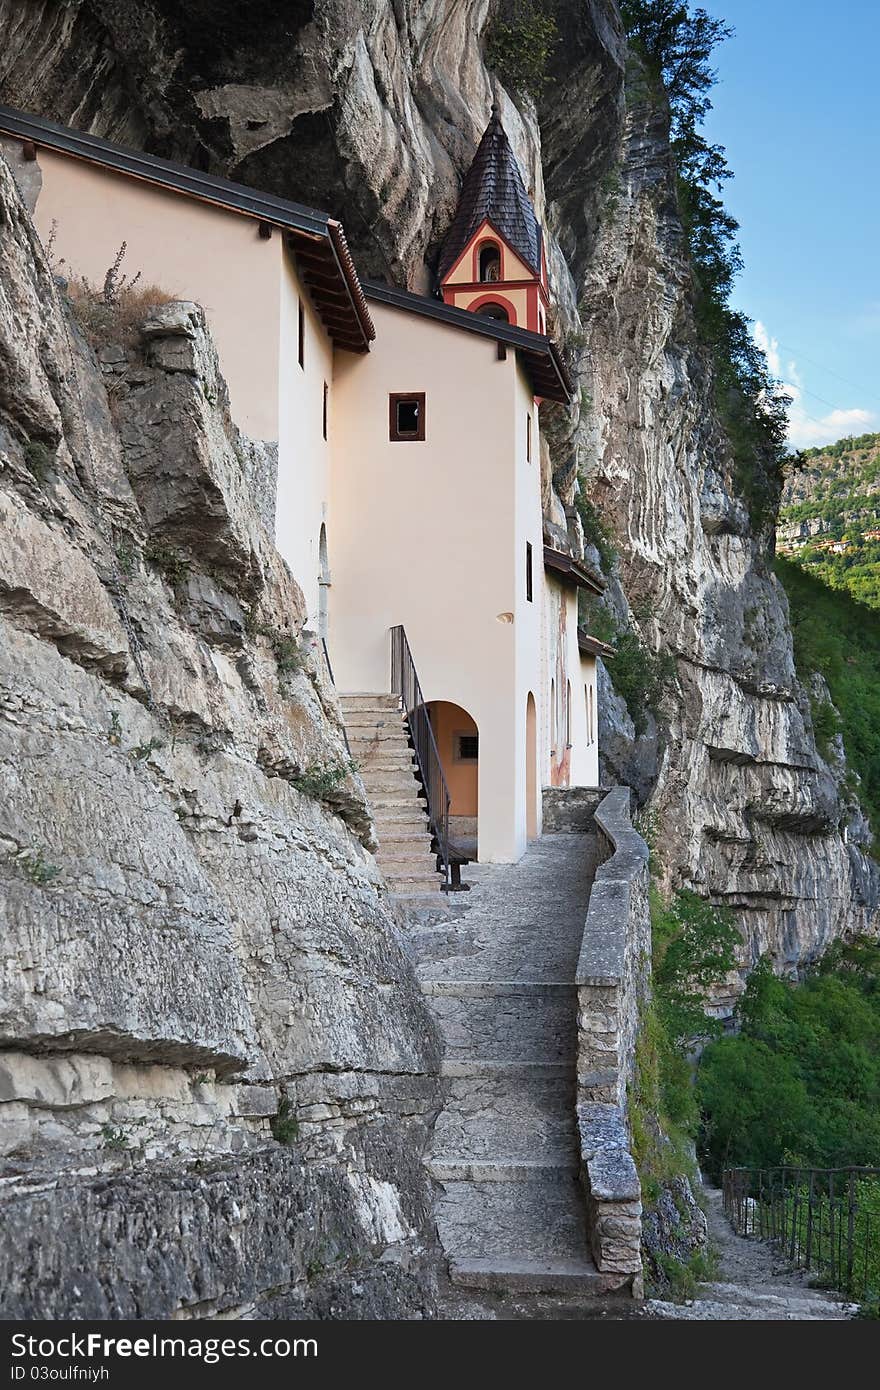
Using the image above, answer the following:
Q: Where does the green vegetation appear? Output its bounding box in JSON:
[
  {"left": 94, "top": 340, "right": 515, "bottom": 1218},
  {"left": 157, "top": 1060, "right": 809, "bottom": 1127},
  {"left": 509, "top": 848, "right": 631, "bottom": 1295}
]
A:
[
  {"left": 143, "top": 540, "right": 190, "bottom": 590},
  {"left": 632, "top": 887, "right": 739, "bottom": 1202},
  {"left": 17, "top": 847, "right": 61, "bottom": 886},
  {"left": 290, "top": 760, "right": 354, "bottom": 803},
  {"left": 779, "top": 434, "right": 880, "bottom": 611},
  {"left": 581, "top": 599, "right": 677, "bottom": 733},
  {"left": 776, "top": 556, "right": 880, "bottom": 836},
  {"left": 22, "top": 439, "right": 55, "bottom": 484},
  {"left": 697, "top": 938, "right": 880, "bottom": 1178},
  {"left": 574, "top": 479, "right": 617, "bottom": 572},
  {"left": 270, "top": 1095, "right": 299, "bottom": 1146},
  {"left": 622, "top": 2, "right": 789, "bottom": 528},
  {"left": 484, "top": 1, "right": 559, "bottom": 97}
]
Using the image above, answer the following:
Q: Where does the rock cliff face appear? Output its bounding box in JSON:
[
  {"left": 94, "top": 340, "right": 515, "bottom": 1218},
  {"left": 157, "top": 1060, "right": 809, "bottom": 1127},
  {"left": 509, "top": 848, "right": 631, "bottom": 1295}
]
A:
[
  {"left": 1, "top": 0, "right": 878, "bottom": 1240},
  {"left": 0, "top": 155, "right": 441, "bottom": 1318}
]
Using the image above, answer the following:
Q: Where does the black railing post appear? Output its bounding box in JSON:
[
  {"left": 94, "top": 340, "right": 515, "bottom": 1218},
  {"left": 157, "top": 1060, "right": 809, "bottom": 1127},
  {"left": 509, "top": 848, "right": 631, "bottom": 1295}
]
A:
[{"left": 389, "top": 625, "right": 452, "bottom": 888}]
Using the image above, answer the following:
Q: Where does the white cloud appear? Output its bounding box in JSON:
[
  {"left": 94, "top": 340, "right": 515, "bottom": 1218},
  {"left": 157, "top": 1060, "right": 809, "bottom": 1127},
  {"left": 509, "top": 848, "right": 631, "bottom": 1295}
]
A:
[{"left": 752, "top": 322, "right": 875, "bottom": 450}]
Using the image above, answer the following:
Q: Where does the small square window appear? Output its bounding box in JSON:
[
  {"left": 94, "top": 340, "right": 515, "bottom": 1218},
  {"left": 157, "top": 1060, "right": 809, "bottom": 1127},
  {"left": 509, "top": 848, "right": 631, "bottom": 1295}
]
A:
[
  {"left": 455, "top": 732, "right": 479, "bottom": 762},
  {"left": 390, "top": 392, "right": 426, "bottom": 441}
]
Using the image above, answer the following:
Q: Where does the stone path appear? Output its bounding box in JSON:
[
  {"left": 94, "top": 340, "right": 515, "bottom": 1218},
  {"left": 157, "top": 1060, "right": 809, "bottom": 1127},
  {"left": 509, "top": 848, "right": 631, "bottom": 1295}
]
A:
[
  {"left": 413, "top": 832, "right": 605, "bottom": 1300},
  {"left": 648, "top": 1188, "right": 858, "bottom": 1320}
]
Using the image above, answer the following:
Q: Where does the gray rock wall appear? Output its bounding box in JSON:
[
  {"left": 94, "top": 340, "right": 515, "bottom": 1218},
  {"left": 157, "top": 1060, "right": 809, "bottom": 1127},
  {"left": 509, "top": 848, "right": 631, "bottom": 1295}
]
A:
[{"left": 0, "top": 154, "right": 441, "bottom": 1319}]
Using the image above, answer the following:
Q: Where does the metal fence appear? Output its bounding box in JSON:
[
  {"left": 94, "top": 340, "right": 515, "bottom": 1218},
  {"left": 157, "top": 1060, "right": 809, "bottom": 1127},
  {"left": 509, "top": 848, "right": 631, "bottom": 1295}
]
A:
[
  {"left": 723, "top": 1165, "right": 880, "bottom": 1300},
  {"left": 390, "top": 624, "right": 451, "bottom": 888}
]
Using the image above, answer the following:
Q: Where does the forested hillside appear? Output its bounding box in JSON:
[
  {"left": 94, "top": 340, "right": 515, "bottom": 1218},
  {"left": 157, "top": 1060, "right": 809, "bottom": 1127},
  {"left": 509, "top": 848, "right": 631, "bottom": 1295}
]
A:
[{"left": 778, "top": 433, "right": 880, "bottom": 609}]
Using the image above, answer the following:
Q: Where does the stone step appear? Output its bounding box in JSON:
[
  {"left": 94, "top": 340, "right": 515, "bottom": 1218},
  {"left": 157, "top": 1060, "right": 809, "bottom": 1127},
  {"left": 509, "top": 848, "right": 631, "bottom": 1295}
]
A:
[
  {"left": 369, "top": 794, "right": 427, "bottom": 811},
  {"left": 435, "top": 1175, "right": 590, "bottom": 1266},
  {"left": 430, "top": 1073, "right": 577, "bottom": 1166},
  {"left": 379, "top": 853, "right": 438, "bottom": 876},
  {"left": 429, "top": 1159, "right": 575, "bottom": 1182},
  {"left": 420, "top": 980, "right": 576, "bottom": 997},
  {"left": 448, "top": 1256, "right": 607, "bottom": 1298},
  {"left": 339, "top": 693, "right": 401, "bottom": 711},
  {"left": 387, "top": 877, "right": 443, "bottom": 897},
  {"left": 346, "top": 717, "right": 408, "bottom": 739},
  {"left": 430, "top": 989, "right": 575, "bottom": 1064},
  {"left": 377, "top": 830, "right": 431, "bottom": 846},
  {"left": 355, "top": 752, "right": 418, "bottom": 772},
  {"left": 360, "top": 770, "right": 423, "bottom": 794}
]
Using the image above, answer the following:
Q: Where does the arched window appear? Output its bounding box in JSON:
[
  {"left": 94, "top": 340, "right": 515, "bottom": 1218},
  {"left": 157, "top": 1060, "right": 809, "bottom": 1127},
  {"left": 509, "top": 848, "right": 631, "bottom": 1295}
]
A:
[
  {"left": 476, "top": 301, "right": 509, "bottom": 322},
  {"left": 566, "top": 680, "right": 572, "bottom": 748},
  {"left": 478, "top": 242, "right": 501, "bottom": 282},
  {"left": 318, "top": 523, "right": 330, "bottom": 642},
  {"left": 550, "top": 679, "right": 556, "bottom": 752}
]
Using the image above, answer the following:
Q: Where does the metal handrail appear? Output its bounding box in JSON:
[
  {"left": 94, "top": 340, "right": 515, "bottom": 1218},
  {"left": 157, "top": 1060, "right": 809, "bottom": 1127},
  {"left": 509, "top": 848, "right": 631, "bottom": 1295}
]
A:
[
  {"left": 390, "top": 625, "right": 451, "bottom": 888},
  {"left": 722, "top": 1164, "right": 880, "bottom": 1300}
]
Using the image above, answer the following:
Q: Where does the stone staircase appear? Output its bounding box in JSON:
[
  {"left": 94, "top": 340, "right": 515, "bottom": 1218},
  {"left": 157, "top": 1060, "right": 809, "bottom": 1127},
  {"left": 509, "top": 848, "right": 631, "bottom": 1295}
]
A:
[
  {"left": 414, "top": 833, "right": 621, "bottom": 1308},
  {"left": 339, "top": 693, "right": 444, "bottom": 903}
]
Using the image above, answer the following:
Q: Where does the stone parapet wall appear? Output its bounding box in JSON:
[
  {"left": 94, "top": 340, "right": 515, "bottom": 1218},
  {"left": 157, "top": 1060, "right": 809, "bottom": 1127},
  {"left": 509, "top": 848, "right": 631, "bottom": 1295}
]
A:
[{"left": 575, "top": 785, "right": 651, "bottom": 1294}]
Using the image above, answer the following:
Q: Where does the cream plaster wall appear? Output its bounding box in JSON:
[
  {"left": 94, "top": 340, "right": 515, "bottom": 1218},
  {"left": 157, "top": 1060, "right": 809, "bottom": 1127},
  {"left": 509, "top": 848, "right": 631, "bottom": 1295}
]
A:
[
  {"left": 31, "top": 148, "right": 283, "bottom": 440},
  {"left": 541, "top": 575, "right": 600, "bottom": 792},
  {"left": 329, "top": 300, "right": 542, "bottom": 861},
  {"left": 274, "top": 253, "right": 334, "bottom": 626}
]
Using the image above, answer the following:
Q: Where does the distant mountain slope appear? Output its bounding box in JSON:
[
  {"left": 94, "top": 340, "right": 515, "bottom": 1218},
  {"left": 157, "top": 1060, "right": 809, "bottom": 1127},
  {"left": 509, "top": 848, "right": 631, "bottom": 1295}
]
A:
[{"left": 778, "top": 433, "right": 880, "bottom": 609}]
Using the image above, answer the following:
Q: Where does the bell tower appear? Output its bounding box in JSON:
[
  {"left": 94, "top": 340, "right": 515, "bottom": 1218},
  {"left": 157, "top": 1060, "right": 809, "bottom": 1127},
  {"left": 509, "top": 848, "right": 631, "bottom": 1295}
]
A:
[{"left": 438, "top": 105, "right": 550, "bottom": 335}]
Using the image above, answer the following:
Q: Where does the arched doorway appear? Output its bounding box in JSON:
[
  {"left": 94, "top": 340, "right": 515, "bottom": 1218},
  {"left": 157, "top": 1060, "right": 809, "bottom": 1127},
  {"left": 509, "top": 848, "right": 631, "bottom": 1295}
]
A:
[
  {"left": 426, "top": 700, "right": 479, "bottom": 858},
  {"left": 317, "top": 523, "right": 329, "bottom": 642},
  {"left": 526, "top": 692, "right": 538, "bottom": 840}
]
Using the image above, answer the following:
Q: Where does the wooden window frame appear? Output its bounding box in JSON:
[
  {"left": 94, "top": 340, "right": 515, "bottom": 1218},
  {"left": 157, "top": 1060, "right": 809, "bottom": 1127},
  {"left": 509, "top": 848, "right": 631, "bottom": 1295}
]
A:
[
  {"left": 298, "top": 299, "right": 305, "bottom": 370},
  {"left": 526, "top": 541, "right": 533, "bottom": 603},
  {"left": 526, "top": 412, "right": 532, "bottom": 462},
  {"left": 322, "top": 380, "right": 328, "bottom": 440},
  {"left": 389, "top": 392, "right": 426, "bottom": 442}
]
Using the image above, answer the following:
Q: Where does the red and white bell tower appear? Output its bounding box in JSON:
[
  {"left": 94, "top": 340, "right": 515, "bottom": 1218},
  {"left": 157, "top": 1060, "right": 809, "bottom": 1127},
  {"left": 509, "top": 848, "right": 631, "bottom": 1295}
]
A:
[{"left": 438, "top": 105, "right": 550, "bottom": 336}]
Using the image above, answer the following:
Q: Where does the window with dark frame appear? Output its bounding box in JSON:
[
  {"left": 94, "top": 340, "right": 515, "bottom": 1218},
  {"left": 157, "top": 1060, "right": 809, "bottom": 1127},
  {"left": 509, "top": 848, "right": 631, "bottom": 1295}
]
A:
[
  {"left": 389, "top": 392, "right": 426, "bottom": 442},
  {"left": 526, "top": 541, "right": 533, "bottom": 603},
  {"left": 298, "top": 299, "right": 305, "bottom": 369},
  {"left": 322, "top": 381, "right": 328, "bottom": 440},
  {"left": 526, "top": 412, "right": 532, "bottom": 461}
]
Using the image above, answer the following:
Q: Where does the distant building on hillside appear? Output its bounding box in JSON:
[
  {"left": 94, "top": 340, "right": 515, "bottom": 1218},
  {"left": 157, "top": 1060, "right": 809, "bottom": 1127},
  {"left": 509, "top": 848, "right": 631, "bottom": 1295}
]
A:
[{"left": 0, "top": 104, "right": 614, "bottom": 888}]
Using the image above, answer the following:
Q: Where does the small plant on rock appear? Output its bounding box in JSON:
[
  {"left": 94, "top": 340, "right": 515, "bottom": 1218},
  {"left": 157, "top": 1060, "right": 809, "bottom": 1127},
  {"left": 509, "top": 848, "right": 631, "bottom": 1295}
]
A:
[
  {"left": 270, "top": 1095, "right": 299, "bottom": 1146},
  {"left": 64, "top": 242, "right": 177, "bottom": 349},
  {"left": 99, "top": 1123, "right": 129, "bottom": 1152},
  {"left": 18, "top": 848, "right": 61, "bottom": 886},
  {"left": 22, "top": 439, "right": 55, "bottom": 484},
  {"left": 290, "top": 760, "right": 353, "bottom": 803},
  {"left": 144, "top": 541, "right": 190, "bottom": 591}
]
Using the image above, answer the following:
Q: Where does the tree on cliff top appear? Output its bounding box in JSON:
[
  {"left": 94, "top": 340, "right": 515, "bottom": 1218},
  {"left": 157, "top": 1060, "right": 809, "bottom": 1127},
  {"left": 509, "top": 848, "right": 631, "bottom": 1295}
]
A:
[{"left": 623, "top": 1, "right": 790, "bottom": 531}]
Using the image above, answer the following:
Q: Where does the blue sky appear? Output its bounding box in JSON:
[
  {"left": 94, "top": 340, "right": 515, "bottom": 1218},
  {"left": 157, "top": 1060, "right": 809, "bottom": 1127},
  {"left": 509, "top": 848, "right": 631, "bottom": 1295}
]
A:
[{"left": 701, "top": 0, "right": 880, "bottom": 448}]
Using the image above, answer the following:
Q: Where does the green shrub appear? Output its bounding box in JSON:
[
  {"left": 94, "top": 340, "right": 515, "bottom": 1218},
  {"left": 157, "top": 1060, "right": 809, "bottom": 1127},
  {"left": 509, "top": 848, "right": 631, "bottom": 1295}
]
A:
[
  {"left": 290, "top": 760, "right": 353, "bottom": 803},
  {"left": 697, "top": 939, "right": 880, "bottom": 1179},
  {"left": 144, "top": 540, "right": 190, "bottom": 590},
  {"left": 581, "top": 600, "right": 677, "bottom": 733},
  {"left": 22, "top": 440, "right": 55, "bottom": 483},
  {"left": 484, "top": 2, "right": 558, "bottom": 96},
  {"left": 270, "top": 1095, "right": 299, "bottom": 1145},
  {"left": 574, "top": 481, "right": 617, "bottom": 572},
  {"left": 776, "top": 555, "right": 880, "bottom": 837}
]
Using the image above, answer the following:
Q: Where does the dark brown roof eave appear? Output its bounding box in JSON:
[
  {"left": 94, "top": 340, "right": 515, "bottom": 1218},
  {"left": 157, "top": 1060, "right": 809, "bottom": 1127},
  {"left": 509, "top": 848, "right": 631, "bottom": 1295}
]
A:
[
  {"left": 578, "top": 627, "right": 616, "bottom": 659},
  {"left": 0, "top": 104, "right": 374, "bottom": 352},
  {"left": 543, "top": 546, "right": 605, "bottom": 595},
  {"left": 362, "top": 279, "right": 572, "bottom": 403}
]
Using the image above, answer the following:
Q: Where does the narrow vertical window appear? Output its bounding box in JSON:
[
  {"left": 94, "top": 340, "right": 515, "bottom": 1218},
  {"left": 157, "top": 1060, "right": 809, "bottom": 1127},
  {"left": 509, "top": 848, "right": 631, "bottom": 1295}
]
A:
[
  {"left": 526, "top": 413, "right": 532, "bottom": 462},
  {"left": 322, "top": 381, "right": 328, "bottom": 440},
  {"left": 298, "top": 299, "right": 305, "bottom": 369},
  {"left": 526, "top": 541, "right": 533, "bottom": 603}
]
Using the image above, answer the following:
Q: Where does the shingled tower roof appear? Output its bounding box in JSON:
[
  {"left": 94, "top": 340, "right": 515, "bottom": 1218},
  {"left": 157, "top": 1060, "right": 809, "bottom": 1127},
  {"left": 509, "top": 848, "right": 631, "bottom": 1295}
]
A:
[{"left": 438, "top": 105, "right": 543, "bottom": 281}]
